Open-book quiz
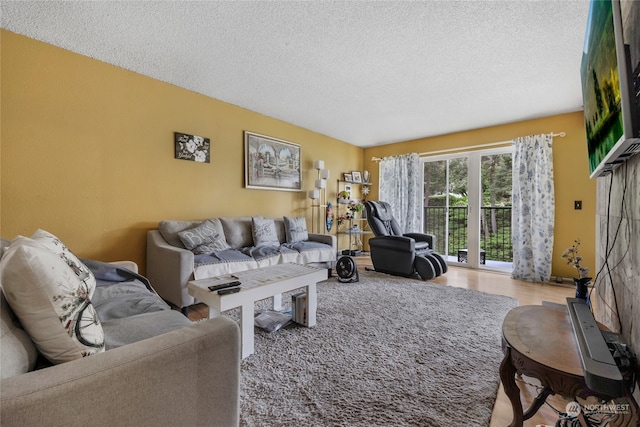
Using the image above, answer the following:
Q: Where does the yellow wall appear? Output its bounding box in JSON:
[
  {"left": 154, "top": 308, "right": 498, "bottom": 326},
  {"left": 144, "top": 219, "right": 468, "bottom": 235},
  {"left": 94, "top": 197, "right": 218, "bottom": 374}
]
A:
[
  {"left": 1, "top": 30, "right": 597, "bottom": 280},
  {"left": 363, "top": 111, "right": 597, "bottom": 280},
  {"left": 0, "top": 31, "right": 363, "bottom": 271}
]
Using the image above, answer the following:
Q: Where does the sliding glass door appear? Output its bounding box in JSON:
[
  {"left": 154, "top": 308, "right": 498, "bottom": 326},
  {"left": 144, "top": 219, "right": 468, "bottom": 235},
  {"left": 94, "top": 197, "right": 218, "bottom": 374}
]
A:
[
  {"left": 421, "top": 147, "right": 513, "bottom": 271},
  {"left": 480, "top": 151, "right": 513, "bottom": 269},
  {"left": 422, "top": 156, "right": 468, "bottom": 261}
]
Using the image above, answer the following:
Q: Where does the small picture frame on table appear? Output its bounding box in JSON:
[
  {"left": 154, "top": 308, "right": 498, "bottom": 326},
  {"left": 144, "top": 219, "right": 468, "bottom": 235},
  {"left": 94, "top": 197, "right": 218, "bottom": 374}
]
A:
[
  {"left": 351, "top": 171, "right": 362, "bottom": 183},
  {"left": 343, "top": 173, "right": 353, "bottom": 182}
]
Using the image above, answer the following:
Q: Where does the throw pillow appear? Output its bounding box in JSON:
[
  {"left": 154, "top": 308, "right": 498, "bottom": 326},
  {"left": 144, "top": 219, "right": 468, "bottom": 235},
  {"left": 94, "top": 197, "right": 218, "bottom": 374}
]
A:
[
  {"left": 0, "top": 238, "right": 11, "bottom": 257},
  {"left": 1, "top": 292, "right": 38, "bottom": 379},
  {"left": 31, "top": 229, "right": 97, "bottom": 298},
  {"left": 283, "top": 216, "right": 309, "bottom": 243},
  {"left": 252, "top": 217, "right": 280, "bottom": 247},
  {"left": 0, "top": 236, "right": 105, "bottom": 364},
  {"left": 177, "top": 219, "right": 230, "bottom": 252},
  {"left": 158, "top": 220, "right": 201, "bottom": 248},
  {"left": 192, "top": 243, "right": 230, "bottom": 255}
]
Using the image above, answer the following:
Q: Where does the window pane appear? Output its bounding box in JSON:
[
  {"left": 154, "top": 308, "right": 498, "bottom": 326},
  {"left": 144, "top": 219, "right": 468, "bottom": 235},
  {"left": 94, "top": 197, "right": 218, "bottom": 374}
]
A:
[
  {"left": 423, "top": 157, "right": 468, "bottom": 257},
  {"left": 480, "top": 153, "right": 513, "bottom": 265}
]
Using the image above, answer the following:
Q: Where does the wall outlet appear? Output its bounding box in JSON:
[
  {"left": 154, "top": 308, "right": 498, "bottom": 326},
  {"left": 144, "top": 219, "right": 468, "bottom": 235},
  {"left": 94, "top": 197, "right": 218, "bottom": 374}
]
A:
[{"left": 574, "top": 200, "right": 582, "bottom": 210}]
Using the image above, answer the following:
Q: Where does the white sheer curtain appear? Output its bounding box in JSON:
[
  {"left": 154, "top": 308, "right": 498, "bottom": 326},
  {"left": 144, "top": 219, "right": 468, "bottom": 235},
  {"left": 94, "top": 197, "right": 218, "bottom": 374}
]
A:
[
  {"left": 378, "top": 153, "right": 422, "bottom": 232},
  {"left": 511, "top": 134, "right": 555, "bottom": 282}
]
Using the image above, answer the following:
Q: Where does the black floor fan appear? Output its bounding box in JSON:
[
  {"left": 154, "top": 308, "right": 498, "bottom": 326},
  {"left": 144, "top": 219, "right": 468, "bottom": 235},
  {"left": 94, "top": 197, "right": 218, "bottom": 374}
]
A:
[{"left": 336, "top": 256, "right": 359, "bottom": 283}]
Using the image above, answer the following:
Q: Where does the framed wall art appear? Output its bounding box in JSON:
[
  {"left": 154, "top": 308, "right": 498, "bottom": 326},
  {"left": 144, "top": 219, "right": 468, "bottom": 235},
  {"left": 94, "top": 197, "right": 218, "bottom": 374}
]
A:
[
  {"left": 351, "top": 171, "right": 362, "bottom": 183},
  {"left": 174, "top": 132, "right": 210, "bottom": 163},
  {"left": 244, "top": 131, "right": 302, "bottom": 191}
]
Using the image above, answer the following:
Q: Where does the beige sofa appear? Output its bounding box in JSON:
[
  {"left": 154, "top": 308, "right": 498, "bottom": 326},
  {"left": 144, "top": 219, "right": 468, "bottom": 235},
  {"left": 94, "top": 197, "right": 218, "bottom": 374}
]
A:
[
  {"left": 1, "top": 237, "right": 241, "bottom": 427},
  {"left": 147, "top": 216, "right": 336, "bottom": 312}
]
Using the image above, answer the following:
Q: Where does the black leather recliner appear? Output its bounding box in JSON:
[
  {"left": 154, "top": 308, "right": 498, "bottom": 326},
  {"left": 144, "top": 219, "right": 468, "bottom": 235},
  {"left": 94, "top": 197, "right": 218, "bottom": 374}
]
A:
[{"left": 364, "top": 201, "right": 447, "bottom": 280}]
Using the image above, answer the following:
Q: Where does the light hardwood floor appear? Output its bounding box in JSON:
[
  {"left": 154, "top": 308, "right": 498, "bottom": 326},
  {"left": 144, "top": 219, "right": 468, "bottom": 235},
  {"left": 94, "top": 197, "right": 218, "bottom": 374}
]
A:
[{"left": 188, "top": 257, "right": 577, "bottom": 426}]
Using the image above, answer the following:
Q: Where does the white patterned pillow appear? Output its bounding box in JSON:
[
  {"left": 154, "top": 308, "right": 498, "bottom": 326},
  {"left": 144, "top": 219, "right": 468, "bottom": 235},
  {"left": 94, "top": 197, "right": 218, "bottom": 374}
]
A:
[
  {"left": 158, "top": 220, "right": 201, "bottom": 248},
  {"left": 0, "top": 236, "right": 105, "bottom": 364},
  {"left": 284, "top": 216, "right": 309, "bottom": 243},
  {"left": 252, "top": 217, "right": 280, "bottom": 247},
  {"left": 178, "top": 219, "right": 230, "bottom": 253},
  {"left": 31, "top": 229, "right": 97, "bottom": 298}
]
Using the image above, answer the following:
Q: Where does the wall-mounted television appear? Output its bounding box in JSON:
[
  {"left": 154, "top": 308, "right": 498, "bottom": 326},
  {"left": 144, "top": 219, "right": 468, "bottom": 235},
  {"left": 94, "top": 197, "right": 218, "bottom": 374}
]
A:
[{"left": 581, "top": 0, "right": 640, "bottom": 178}]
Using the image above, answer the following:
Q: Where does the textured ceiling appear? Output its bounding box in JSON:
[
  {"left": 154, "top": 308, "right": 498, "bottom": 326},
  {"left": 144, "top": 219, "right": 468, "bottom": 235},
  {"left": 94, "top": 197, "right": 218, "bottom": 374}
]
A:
[{"left": 1, "top": 1, "right": 589, "bottom": 147}]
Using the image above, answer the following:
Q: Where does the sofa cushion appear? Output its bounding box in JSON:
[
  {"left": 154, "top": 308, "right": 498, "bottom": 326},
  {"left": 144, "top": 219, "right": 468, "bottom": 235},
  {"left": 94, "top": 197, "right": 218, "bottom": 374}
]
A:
[
  {"left": 92, "top": 279, "right": 171, "bottom": 322},
  {"left": 273, "top": 218, "right": 287, "bottom": 243},
  {"left": 193, "top": 249, "right": 259, "bottom": 280},
  {"left": 252, "top": 217, "right": 280, "bottom": 247},
  {"left": 283, "top": 216, "right": 309, "bottom": 243},
  {"left": 0, "top": 236, "right": 105, "bottom": 364},
  {"left": 31, "top": 229, "right": 97, "bottom": 298},
  {"left": 285, "top": 240, "right": 337, "bottom": 265},
  {"left": 177, "top": 219, "right": 230, "bottom": 253},
  {"left": 101, "top": 310, "right": 192, "bottom": 350},
  {"left": 220, "top": 217, "right": 253, "bottom": 249},
  {"left": 241, "top": 245, "right": 283, "bottom": 267},
  {"left": 0, "top": 291, "right": 38, "bottom": 379},
  {"left": 158, "top": 220, "right": 202, "bottom": 248}
]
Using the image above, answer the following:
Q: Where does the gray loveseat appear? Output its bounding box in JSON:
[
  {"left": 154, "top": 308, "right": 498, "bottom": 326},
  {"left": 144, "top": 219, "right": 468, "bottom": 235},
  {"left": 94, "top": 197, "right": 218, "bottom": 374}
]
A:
[
  {"left": 1, "top": 236, "right": 240, "bottom": 427},
  {"left": 147, "top": 216, "right": 336, "bottom": 312}
]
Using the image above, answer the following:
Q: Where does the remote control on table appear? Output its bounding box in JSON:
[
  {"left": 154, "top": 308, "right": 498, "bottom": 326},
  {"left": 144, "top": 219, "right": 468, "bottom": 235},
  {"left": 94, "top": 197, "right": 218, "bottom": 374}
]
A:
[
  {"left": 208, "top": 281, "right": 241, "bottom": 292},
  {"left": 217, "top": 287, "right": 241, "bottom": 295}
]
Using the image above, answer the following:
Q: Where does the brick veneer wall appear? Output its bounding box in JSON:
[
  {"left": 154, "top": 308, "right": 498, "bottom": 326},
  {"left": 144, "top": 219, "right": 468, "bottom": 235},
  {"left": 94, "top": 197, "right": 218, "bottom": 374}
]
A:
[{"left": 593, "top": 152, "right": 639, "bottom": 397}]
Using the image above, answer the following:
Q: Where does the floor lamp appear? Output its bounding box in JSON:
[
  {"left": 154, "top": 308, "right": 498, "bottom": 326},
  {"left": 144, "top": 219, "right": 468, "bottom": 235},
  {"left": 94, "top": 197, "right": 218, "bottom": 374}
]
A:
[{"left": 309, "top": 160, "right": 329, "bottom": 233}]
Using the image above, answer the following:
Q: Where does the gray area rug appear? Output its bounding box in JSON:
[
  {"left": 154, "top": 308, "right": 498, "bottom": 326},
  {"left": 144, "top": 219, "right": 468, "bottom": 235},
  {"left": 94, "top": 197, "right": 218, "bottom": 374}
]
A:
[{"left": 239, "top": 271, "right": 518, "bottom": 426}]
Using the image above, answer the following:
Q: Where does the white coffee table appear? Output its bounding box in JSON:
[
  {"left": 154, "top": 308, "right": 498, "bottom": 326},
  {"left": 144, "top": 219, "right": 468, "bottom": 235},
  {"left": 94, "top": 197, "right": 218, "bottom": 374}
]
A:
[{"left": 187, "top": 263, "right": 328, "bottom": 358}]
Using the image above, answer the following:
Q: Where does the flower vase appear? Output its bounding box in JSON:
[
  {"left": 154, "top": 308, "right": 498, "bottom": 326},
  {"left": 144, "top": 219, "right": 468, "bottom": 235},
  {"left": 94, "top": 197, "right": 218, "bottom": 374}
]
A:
[{"left": 574, "top": 277, "right": 591, "bottom": 307}]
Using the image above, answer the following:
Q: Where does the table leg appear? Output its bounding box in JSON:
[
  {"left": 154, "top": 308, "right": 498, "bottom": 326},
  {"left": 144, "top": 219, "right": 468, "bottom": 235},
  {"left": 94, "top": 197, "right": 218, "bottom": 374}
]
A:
[
  {"left": 500, "top": 346, "right": 524, "bottom": 427},
  {"left": 272, "top": 293, "right": 282, "bottom": 311},
  {"left": 305, "top": 282, "right": 317, "bottom": 327},
  {"left": 240, "top": 302, "right": 255, "bottom": 359},
  {"left": 523, "top": 387, "right": 552, "bottom": 421},
  {"left": 208, "top": 306, "right": 221, "bottom": 319}
]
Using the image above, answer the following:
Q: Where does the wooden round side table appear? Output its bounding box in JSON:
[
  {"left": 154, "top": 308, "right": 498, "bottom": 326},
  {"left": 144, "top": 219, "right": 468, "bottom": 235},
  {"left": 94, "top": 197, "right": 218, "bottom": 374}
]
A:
[{"left": 500, "top": 305, "right": 638, "bottom": 427}]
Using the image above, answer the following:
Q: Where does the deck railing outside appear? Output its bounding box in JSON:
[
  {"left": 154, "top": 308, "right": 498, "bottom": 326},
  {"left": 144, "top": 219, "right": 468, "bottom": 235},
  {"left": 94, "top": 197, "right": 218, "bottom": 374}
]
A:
[{"left": 423, "top": 206, "right": 513, "bottom": 263}]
